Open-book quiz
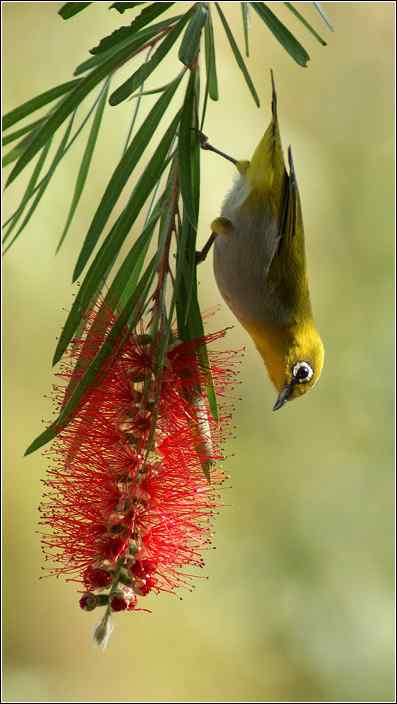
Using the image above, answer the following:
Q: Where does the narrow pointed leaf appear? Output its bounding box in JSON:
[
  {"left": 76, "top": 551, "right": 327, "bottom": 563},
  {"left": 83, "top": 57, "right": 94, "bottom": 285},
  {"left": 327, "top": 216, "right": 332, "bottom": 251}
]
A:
[
  {"left": 3, "top": 115, "right": 75, "bottom": 253},
  {"left": 109, "top": 11, "right": 191, "bottom": 105},
  {"left": 64, "top": 209, "right": 160, "bottom": 402},
  {"left": 73, "top": 75, "right": 182, "bottom": 280},
  {"left": 204, "top": 8, "right": 219, "bottom": 100},
  {"left": 189, "top": 295, "right": 219, "bottom": 421},
  {"left": 53, "top": 112, "right": 180, "bottom": 365},
  {"left": 126, "top": 76, "right": 182, "bottom": 99},
  {"left": 74, "top": 15, "right": 181, "bottom": 75},
  {"left": 284, "top": 2, "right": 326, "bottom": 45},
  {"left": 178, "top": 69, "right": 201, "bottom": 228},
  {"left": 2, "top": 118, "right": 45, "bottom": 147},
  {"left": 2, "top": 142, "right": 51, "bottom": 245},
  {"left": 25, "top": 260, "right": 156, "bottom": 456},
  {"left": 91, "top": 2, "right": 174, "bottom": 54},
  {"left": 215, "top": 3, "right": 260, "bottom": 107},
  {"left": 110, "top": 2, "right": 147, "bottom": 13},
  {"left": 313, "top": 2, "right": 334, "bottom": 31},
  {"left": 178, "top": 2, "right": 208, "bottom": 67},
  {"left": 56, "top": 81, "right": 110, "bottom": 253},
  {"left": 6, "top": 35, "right": 156, "bottom": 187},
  {"left": 250, "top": 2, "right": 310, "bottom": 67},
  {"left": 2, "top": 79, "right": 80, "bottom": 131},
  {"left": 59, "top": 2, "right": 92, "bottom": 19},
  {"left": 241, "top": 2, "right": 250, "bottom": 56},
  {"left": 3, "top": 88, "right": 106, "bottom": 231}
]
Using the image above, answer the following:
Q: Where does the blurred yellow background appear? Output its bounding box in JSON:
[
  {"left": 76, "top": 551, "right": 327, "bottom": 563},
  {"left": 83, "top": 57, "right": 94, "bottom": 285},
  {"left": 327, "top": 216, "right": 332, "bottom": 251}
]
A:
[{"left": 3, "top": 2, "right": 395, "bottom": 701}]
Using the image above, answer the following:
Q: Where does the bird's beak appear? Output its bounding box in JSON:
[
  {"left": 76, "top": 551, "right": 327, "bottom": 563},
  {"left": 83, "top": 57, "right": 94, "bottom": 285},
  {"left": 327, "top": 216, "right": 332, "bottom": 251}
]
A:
[{"left": 273, "top": 382, "right": 293, "bottom": 411}]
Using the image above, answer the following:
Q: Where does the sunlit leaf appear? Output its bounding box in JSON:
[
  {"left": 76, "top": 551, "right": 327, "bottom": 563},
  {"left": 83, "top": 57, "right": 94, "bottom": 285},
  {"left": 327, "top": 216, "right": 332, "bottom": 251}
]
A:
[
  {"left": 215, "top": 3, "right": 260, "bottom": 107},
  {"left": 250, "top": 1, "right": 310, "bottom": 67}
]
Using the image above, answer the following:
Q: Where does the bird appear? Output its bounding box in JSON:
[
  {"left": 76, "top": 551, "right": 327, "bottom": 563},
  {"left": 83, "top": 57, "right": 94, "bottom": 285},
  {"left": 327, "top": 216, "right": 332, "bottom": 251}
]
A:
[{"left": 196, "top": 72, "right": 324, "bottom": 411}]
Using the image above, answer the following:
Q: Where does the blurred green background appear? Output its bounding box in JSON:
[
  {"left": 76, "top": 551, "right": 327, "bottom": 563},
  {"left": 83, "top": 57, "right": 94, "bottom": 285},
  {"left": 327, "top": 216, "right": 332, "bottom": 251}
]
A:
[{"left": 3, "top": 2, "right": 395, "bottom": 701}]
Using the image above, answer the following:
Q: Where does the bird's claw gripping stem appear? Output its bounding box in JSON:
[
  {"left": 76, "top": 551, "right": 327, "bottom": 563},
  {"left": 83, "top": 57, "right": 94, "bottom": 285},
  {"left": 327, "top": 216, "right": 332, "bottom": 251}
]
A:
[{"left": 192, "top": 129, "right": 238, "bottom": 166}]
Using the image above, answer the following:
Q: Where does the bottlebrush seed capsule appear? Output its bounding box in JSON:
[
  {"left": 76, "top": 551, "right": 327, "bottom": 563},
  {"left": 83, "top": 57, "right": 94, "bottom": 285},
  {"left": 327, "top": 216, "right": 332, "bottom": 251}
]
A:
[
  {"left": 110, "top": 594, "right": 128, "bottom": 612},
  {"left": 79, "top": 592, "right": 97, "bottom": 611}
]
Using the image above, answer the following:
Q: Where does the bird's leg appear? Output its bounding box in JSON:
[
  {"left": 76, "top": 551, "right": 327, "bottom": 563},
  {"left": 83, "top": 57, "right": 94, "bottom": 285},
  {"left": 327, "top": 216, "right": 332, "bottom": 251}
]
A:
[
  {"left": 196, "top": 232, "right": 216, "bottom": 265},
  {"left": 196, "top": 218, "right": 233, "bottom": 265},
  {"left": 194, "top": 130, "right": 238, "bottom": 166}
]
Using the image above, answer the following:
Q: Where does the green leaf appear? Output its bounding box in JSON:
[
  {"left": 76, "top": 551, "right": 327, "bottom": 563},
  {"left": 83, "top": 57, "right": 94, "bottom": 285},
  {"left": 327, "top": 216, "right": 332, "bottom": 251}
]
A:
[
  {"left": 25, "top": 260, "right": 156, "bottom": 456},
  {"left": 56, "top": 80, "right": 110, "bottom": 253},
  {"left": 110, "top": 2, "right": 147, "bottom": 13},
  {"left": 64, "top": 209, "right": 160, "bottom": 403},
  {"left": 204, "top": 7, "right": 219, "bottom": 100},
  {"left": 91, "top": 2, "right": 174, "bottom": 54},
  {"left": 284, "top": 2, "right": 326, "bottom": 46},
  {"left": 3, "top": 87, "right": 107, "bottom": 230},
  {"left": 6, "top": 37, "right": 151, "bottom": 188},
  {"left": 241, "top": 2, "right": 250, "bottom": 57},
  {"left": 178, "top": 69, "right": 200, "bottom": 229},
  {"left": 53, "top": 111, "right": 180, "bottom": 365},
  {"left": 73, "top": 74, "right": 182, "bottom": 280},
  {"left": 313, "top": 2, "right": 334, "bottom": 31},
  {"left": 175, "top": 214, "right": 196, "bottom": 333},
  {"left": 178, "top": 2, "right": 208, "bottom": 67},
  {"left": 250, "top": 2, "right": 310, "bottom": 67},
  {"left": 74, "top": 16, "right": 181, "bottom": 75},
  {"left": 189, "top": 295, "right": 219, "bottom": 422},
  {"left": 3, "top": 115, "right": 75, "bottom": 253},
  {"left": 2, "top": 118, "right": 45, "bottom": 147},
  {"left": 126, "top": 75, "right": 183, "bottom": 99},
  {"left": 109, "top": 11, "right": 191, "bottom": 105},
  {"left": 112, "top": 205, "right": 160, "bottom": 312},
  {"left": 59, "top": 2, "right": 92, "bottom": 19},
  {"left": 2, "top": 79, "right": 80, "bottom": 131},
  {"left": 215, "top": 3, "right": 260, "bottom": 107},
  {"left": 2, "top": 142, "right": 52, "bottom": 246}
]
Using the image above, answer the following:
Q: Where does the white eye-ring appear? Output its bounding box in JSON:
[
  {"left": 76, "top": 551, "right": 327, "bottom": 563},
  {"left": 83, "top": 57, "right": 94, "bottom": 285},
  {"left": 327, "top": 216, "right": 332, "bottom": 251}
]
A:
[{"left": 292, "top": 361, "right": 314, "bottom": 384}]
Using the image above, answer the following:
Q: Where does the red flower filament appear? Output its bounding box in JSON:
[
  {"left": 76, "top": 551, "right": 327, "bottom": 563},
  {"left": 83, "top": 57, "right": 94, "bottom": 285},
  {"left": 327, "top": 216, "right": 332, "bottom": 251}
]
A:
[{"left": 39, "top": 313, "right": 240, "bottom": 640}]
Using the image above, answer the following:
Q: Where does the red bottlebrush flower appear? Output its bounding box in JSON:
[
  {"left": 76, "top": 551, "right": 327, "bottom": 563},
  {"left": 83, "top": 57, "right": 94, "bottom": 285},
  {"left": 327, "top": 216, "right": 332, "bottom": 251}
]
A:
[{"left": 40, "top": 305, "right": 240, "bottom": 641}]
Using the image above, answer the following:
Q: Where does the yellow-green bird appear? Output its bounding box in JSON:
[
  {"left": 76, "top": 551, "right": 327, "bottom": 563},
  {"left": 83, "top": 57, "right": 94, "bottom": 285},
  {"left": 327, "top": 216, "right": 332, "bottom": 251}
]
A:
[{"left": 197, "top": 73, "right": 324, "bottom": 410}]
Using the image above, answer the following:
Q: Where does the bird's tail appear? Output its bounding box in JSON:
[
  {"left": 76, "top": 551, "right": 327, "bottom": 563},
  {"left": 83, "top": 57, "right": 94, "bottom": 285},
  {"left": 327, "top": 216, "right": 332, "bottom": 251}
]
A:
[{"left": 246, "top": 70, "right": 286, "bottom": 198}]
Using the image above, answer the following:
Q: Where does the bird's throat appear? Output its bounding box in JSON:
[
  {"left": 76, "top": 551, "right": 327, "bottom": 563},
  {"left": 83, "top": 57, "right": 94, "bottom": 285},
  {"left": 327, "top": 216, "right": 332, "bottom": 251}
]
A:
[{"left": 244, "top": 321, "right": 290, "bottom": 392}]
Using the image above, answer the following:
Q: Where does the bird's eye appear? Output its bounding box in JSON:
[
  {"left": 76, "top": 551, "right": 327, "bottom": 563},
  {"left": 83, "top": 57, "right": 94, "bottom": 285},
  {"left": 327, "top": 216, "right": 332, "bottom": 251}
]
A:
[{"left": 292, "top": 361, "right": 313, "bottom": 384}]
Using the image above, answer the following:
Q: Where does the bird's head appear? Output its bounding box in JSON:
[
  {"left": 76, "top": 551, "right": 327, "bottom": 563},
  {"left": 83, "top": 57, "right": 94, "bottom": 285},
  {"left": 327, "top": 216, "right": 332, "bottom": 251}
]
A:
[
  {"left": 272, "top": 323, "right": 324, "bottom": 410},
  {"left": 248, "top": 320, "right": 324, "bottom": 411}
]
